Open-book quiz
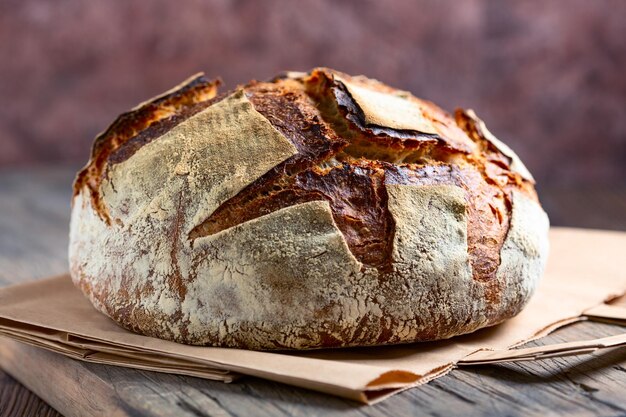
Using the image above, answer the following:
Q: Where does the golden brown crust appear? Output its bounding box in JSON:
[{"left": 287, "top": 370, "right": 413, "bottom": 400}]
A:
[{"left": 70, "top": 68, "right": 549, "bottom": 350}]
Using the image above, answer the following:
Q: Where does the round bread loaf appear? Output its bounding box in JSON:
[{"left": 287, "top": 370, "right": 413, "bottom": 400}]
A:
[{"left": 69, "top": 68, "right": 549, "bottom": 350}]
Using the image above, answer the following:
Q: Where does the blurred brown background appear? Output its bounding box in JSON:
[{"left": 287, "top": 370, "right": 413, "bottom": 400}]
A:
[{"left": 1, "top": 0, "right": 625, "bottom": 228}]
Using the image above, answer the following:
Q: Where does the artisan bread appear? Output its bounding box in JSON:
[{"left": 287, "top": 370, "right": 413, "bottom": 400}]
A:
[{"left": 69, "top": 68, "right": 549, "bottom": 350}]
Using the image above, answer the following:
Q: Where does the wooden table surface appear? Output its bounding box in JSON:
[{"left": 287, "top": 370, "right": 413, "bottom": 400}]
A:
[{"left": 1, "top": 166, "right": 626, "bottom": 417}]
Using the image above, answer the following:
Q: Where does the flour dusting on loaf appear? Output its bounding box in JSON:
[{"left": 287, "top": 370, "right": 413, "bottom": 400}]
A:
[{"left": 70, "top": 68, "right": 549, "bottom": 350}]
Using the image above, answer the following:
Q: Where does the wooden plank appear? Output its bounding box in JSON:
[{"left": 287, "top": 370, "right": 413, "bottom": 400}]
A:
[
  {"left": 0, "top": 167, "right": 73, "bottom": 285},
  {"left": 0, "top": 368, "right": 61, "bottom": 417},
  {"left": 0, "top": 339, "right": 131, "bottom": 417},
  {"left": 539, "top": 186, "right": 626, "bottom": 232},
  {"left": 2, "top": 167, "right": 626, "bottom": 417}
]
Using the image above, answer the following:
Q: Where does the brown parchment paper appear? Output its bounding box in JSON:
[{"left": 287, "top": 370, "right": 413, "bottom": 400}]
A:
[{"left": 1, "top": 227, "right": 626, "bottom": 404}]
